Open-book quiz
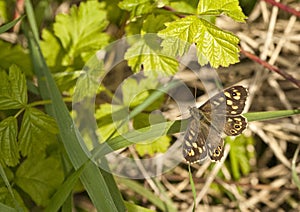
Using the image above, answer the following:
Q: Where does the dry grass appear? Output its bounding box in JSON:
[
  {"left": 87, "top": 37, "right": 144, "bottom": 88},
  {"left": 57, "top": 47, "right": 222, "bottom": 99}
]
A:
[{"left": 155, "top": 1, "right": 300, "bottom": 211}]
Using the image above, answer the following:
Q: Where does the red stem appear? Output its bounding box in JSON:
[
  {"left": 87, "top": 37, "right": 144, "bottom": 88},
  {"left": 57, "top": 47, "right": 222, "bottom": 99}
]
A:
[
  {"left": 240, "top": 48, "right": 300, "bottom": 88},
  {"left": 263, "top": 0, "right": 300, "bottom": 18}
]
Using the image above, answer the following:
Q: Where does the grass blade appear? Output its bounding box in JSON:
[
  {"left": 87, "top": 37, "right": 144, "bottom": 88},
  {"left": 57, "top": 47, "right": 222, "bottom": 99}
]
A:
[{"left": 24, "top": 1, "right": 124, "bottom": 210}]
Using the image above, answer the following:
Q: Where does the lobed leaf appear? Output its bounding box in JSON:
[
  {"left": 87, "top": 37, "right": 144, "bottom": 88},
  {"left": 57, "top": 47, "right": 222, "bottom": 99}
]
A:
[
  {"left": 125, "top": 37, "right": 179, "bottom": 76},
  {"left": 41, "top": 1, "right": 109, "bottom": 68},
  {"left": 119, "top": 0, "right": 156, "bottom": 18},
  {"left": 0, "top": 117, "right": 19, "bottom": 166},
  {"left": 18, "top": 108, "right": 58, "bottom": 157},
  {"left": 0, "top": 41, "right": 32, "bottom": 75},
  {"left": 159, "top": 15, "right": 240, "bottom": 68},
  {"left": 0, "top": 65, "right": 28, "bottom": 110},
  {"left": 197, "top": 0, "right": 247, "bottom": 22},
  {"left": 0, "top": 187, "right": 26, "bottom": 211},
  {"left": 15, "top": 156, "right": 64, "bottom": 206}
]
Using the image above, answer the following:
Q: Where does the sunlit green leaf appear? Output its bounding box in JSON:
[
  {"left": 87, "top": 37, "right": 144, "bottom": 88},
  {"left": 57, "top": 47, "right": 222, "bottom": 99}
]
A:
[
  {"left": 73, "top": 57, "right": 104, "bottom": 102},
  {"left": 125, "top": 36, "right": 179, "bottom": 76},
  {"left": 135, "top": 135, "right": 171, "bottom": 156},
  {"left": 197, "top": 0, "right": 247, "bottom": 22},
  {"left": 134, "top": 112, "right": 170, "bottom": 156},
  {"left": 142, "top": 14, "right": 174, "bottom": 33},
  {"left": 41, "top": 1, "right": 109, "bottom": 68},
  {"left": 95, "top": 104, "right": 129, "bottom": 142},
  {"left": 158, "top": 15, "right": 240, "bottom": 68},
  {"left": 121, "top": 77, "right": 163, "bottom": 110},
  {"left": 119, "top": 0, "right": 156, "bottom": 18}
]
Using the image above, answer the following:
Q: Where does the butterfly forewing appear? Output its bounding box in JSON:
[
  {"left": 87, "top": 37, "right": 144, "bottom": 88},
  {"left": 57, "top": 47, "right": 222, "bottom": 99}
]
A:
[
  {"left": 183, "top": 108, "right": 208, "bottom": 163},
  {"left": 183, "top": 86, "right": 248, "bottom": 164},
  {"left": 199, "top": 86, "right": 248, "bottom": 116}
]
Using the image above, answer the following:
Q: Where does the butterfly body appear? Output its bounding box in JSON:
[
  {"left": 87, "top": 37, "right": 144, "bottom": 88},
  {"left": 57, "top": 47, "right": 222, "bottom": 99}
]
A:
[{"left": 183, "top": 86, "right": 248, "bottom": 164}]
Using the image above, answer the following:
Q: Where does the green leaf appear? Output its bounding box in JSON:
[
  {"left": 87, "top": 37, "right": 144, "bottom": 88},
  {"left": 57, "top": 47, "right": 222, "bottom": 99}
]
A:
[
  {"left": 25, "top": 0, "right": 123, "bottom": 209},
  {"left": 0, "top": 65, "right": 28, "bottom": 110},
  {"left": 0, "top": 202, "right": 17, "bottom": 212},
  {"left": 197, "top": 0, "right": 247, "bottom": 22},
  {"left": 54, "top": 1, "right": 109, "bottom": 61},
  {"left": 41, "top": 1, "right": 109, "bottom": 67},
  {"left": 0, "top": 165, "right": 25, "bottom": 211},
  {"left": 135, "top": 135, "right": 171, "bottom": 156},
  {"left": 142, "top": 14, "right": 174, "bottom": 33},
  {"left": 121, "top": 77, "right": 163, "bottom": 110},
  {"left": 92, "top": 120, "right": 179, "bottom": 159},
  {"left": 73, "top": 57, "right": 104, "bottom": 102},
  {"left": 15, "top": 156, "right": 64, "bottom": 206},
  {"left": 170, "top": 1, "right": 197, "bottom": 14},
  {"left": 125, "top": 36, "right": 179, "bottom": 76},
  {"left": 40, "top": 29, "right": 65, "bottom": 69},
  {"left": 226, "top": 134, "right": 254, "bottom": 180},
  {"left": 158, "top": 15, "right": 240, "bottom": 68},
  {"left": 0, "top": 187, "right": 27, "bottom": 212},
  {"left": 18, "top": 108, "right": 58, "bottom": 157},
  {"left": 96, "top": 104, "right": 129, "bottom": 142},
  {"left": 134, "top": 113, "right": 171, "bottom": 156},
  {"left": 45, "top": 164, "right": 85, "bottom": 212},
  {"left": 0, "top": 41, "right": 32, "bottom": 76},
  {"left": 0, "top": 117, "right": 20, "bottom": 167},
  {"left": 118, "top": 0, "right": 156, "bottom": 18}
]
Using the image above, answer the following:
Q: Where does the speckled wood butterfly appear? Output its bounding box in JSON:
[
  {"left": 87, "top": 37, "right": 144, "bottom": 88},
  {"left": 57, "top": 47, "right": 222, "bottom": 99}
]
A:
[{"left": 183, "top": 86, "right": 248, "bottom": 164}]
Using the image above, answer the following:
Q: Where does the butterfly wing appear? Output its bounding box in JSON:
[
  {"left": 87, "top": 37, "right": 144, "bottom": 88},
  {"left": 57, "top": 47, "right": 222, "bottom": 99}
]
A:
[
  {"left": 207, "top": 138, "right": 224, "bottom": 161},
  {"left": 183, "top": 114, "right": 208, "bottom": 164},
  {"left": 183, "top": 86, "right": 248, "bottom": 163},
  {"left": 199, "top": 86, "right": 248, "bottom": 116},
  {"left": 224, "top": 115, "right": 248, "bottom": 136}
]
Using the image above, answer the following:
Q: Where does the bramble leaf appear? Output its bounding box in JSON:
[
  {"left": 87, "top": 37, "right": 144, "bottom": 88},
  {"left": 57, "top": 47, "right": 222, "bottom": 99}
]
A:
[
  {"left": 121, "top": 77, "right": 163, "bottom": 110},
  {"left": 125, "top": 36, "right": 179, "bottom": 76},
  {"left": 0, "top": 117, "right": 20, "bottom": 166},
  {"left": 119, "top": 0, "right": 156, "bottom": 18},
  {"left": 73, "top": 58, "right": 104, "bottom": 102},
  {"left": 142, "top": 14, "right": 174, "bottom": 33},
  {"left": 158, "top": 15, "right": 240, "bottom": 68},
  {"left": 0, "top": 187, "right": 27, "bottom": 211},
  {"left": 95, "top": 104, "right": 129, "bottom": 142},
  {"left": 197, "top": 0, "right": 247, "bottom": 22},
  {"left": 0, "top": 65, "right": 27, "bottom": 110},
  {"left": 135, "top": 135, "right": 171, "bottom": 156},
  {"left": 15, "top": 156, "right": 64, "bottom": 206},
  {"left": 41, "top": 1, "right": 109, "bottom": 68},
  {"left": 134, "top": 113, "right": 171, "bottom": 156},
  {"left": 18, "top": 108, "right": 58, "bottom": 157},
  {"left": 0, "top": 41, "right": 32, "bottom": 76},
  {"left": 40, "top": 29, "right": 64, "bottom": 69}
]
